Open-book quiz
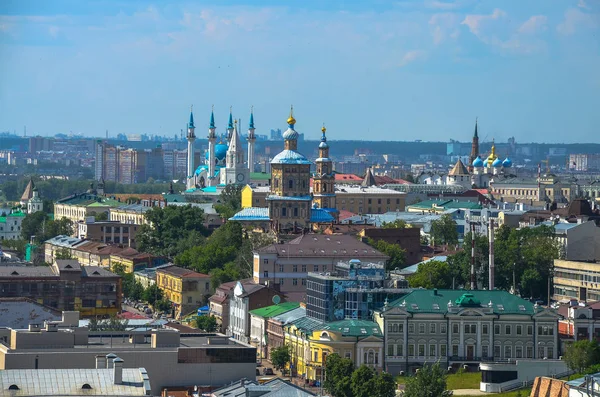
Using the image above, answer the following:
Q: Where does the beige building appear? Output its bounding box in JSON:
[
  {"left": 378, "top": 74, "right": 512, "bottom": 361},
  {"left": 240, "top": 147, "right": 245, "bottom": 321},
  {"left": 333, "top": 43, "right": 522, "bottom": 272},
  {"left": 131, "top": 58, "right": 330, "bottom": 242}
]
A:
[
  {"left": 77, "top": 219, "right": 139, "bottom": 247},
  {"left": 490, "top": 175, "right": 575, "bottom": 205},
  {"left": 54, "top": 189, "right": 124, "bottom": 226},
  {"left": 109, "top": 203, "right": 153, "bottom": 225},
  {"left": 554, "top": 259, "right": 600, "bottom": 302},
  {"left": 0, "top": 314, "right": 256, "bottom": 395},
  {"left": 253, "top": 234, "right": 388, "bottom": 296},
  {"left": 156, "top": 266, "right": 212, "bottom": 319}
]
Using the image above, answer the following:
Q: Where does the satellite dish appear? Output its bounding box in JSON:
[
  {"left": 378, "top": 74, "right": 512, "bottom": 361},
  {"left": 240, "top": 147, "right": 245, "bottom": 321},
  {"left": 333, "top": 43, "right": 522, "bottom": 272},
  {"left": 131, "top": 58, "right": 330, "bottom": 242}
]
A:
[{"left": 272, "top": 295, "right": 281, "bottom": 305}]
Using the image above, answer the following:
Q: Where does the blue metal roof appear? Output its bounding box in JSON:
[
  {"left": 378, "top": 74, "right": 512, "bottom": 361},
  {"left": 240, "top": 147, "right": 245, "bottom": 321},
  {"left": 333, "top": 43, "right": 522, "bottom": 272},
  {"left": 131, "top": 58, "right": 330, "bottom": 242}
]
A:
[
  {"left": 282, "top": 127, "right": 299, "bottom": 141},
  {"left": 267, "top": 195, "right": 312, "bottom": 201},
  {"left": 229, "top": 207, "right": 270, "bottom": 221},
  {"left": 310, "top": 208, "right": 335, "bottom": 223},
  {"left": 271, "top": 149, "right": 311, "bottom": 165}
]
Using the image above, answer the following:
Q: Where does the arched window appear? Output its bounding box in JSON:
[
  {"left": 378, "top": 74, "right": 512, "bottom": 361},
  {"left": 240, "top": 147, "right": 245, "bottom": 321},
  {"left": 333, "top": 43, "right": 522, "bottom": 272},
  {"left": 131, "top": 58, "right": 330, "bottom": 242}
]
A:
[
  {"left": 368, "top": 350, "right": 375, "bottom": 364},
  {"left": 81, "top": 384, "right": 92, "bottom": 390},
  {"left": 289, "top": 179, "right": 294, "bottom": 189},
  {"left": 8, "top": 385, "right": 19, "bottom": 390},
  {"left": 323, "top": 184, "right": 327, "bottom": 192},
  {"left": 392, "top": 324, "right": 398, "bottom": 333}
]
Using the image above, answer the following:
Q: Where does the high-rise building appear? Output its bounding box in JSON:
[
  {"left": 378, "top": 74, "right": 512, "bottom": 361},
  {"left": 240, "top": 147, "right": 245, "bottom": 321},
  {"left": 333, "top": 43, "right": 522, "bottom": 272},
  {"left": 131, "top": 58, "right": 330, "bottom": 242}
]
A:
[
  {"left": 95, "top": 141, "right": 120, "bottom": 182},
  {"left": 570, "top": 154, "right": 600, "bottom": 172},
  {"left": 118, "top": 148, "right": 137, "bottom": 184}
]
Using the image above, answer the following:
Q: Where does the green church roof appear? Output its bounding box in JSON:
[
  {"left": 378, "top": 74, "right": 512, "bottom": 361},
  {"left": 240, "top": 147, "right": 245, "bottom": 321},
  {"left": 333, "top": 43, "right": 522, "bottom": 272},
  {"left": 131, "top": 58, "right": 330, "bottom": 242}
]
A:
[{"left": 249, "top": 302, "right": 300, "bottom": 319}]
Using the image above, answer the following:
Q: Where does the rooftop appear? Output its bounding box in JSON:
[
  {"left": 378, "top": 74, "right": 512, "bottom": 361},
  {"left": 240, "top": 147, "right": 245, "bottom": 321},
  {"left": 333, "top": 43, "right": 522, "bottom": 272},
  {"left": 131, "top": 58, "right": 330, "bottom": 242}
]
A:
[
  {"left": 249, "top": 302, "right": 300, "bottom": 319},
  {"left": 322, "top": 319, "right": 382, "bottom": 338},
  {"left": 0, "top": 368, "right": 150, "bottom": 396},
  {"left": 0, "top": 298, "right": 62, "bottom": 329},
  {"left": 156, "top": 265, "right": 209, "bottom": 279}
]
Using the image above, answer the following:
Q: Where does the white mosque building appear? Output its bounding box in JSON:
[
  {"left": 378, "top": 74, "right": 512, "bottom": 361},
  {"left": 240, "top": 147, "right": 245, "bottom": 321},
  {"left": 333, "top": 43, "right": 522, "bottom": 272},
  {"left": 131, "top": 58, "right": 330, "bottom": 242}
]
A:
[{"left": 185, "top": 107, "right": 253, "bottom": 193}]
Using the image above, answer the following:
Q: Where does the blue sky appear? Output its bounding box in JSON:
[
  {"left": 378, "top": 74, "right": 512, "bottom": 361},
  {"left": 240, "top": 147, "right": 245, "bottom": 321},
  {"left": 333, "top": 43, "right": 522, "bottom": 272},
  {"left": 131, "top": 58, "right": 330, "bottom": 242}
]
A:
[{"left": 0, "top": 0, "right": 598, "bottom": 143}]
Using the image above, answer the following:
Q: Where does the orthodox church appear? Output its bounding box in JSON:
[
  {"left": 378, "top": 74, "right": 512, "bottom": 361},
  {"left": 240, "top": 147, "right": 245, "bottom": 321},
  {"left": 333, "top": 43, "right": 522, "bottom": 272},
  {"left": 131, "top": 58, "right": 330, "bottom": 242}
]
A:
[
  {"left": 186, "top": 108, "right": 251, "bottom": 192},
  {"left": 229, "top": 108, "right": 335, "bottom": 233}
]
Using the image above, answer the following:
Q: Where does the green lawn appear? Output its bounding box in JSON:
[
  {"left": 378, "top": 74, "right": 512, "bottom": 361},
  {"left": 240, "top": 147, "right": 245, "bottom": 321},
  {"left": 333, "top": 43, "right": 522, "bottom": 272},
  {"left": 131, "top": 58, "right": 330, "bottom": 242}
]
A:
[
  {"left": 395, "top": 371, "right": 480, "bottom": 389},
  {"left": 460, "top": 389, "right": 531, "bottom": 397}
]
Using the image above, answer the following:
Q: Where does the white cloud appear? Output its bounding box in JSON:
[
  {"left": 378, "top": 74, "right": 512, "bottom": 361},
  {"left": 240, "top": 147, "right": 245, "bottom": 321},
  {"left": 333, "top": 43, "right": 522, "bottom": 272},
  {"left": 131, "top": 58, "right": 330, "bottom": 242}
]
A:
[
  {"left": 429, "top": 13, "right": 460, "bottom": 44},
  {"left": 557, "top": 8, "right": 599, "bottom": 35},
  {"left": 398, "top": 50, "right": 426, "bottom": 67},
  {"left": 518, "top": 15, "right": 547, "bottom": 34},
  {"left": 578, "top": 0, "right": 590, "bottom": 10},
  {"left": 461, "top": 8, "right": 506, "bottom": 36}
]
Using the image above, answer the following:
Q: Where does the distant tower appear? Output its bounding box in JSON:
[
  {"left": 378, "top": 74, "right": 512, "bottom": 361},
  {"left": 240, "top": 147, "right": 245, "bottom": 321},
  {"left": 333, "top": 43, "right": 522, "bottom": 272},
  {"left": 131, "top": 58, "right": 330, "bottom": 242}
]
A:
[
  {"left": 208, "top": 107, "right": 217, "bottom": 186},
  {"left": 247, "top": 107, "right": 256, "bottom": 173},
  {"left": 186, "top": 106, "right": 196, "bottom": 189},
  {"left": 220, "top": 120, "right": 249, "bottom": 185},
  {"left": 97, "top": 178, "right": 105, "bottom": 196},
  {"left": 313, "top": 125, "right": 336, "bottom": 212},
  {"left": 227, "top": 107, "right": 234, "bottom": 142},
  {"left": 469, "top": 118, "right": 479, "bottom": 172}
]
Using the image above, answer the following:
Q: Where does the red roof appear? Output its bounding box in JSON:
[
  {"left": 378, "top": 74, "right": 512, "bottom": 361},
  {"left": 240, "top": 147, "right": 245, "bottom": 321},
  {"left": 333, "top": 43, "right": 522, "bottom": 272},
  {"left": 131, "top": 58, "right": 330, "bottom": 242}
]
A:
[
  {"left": 334, "top": 173, "right": 363, "bottom": 182},
  {"left": 118, "top": 311, "right": 147, "bottom": 320},
  {"left": 338, "top": 209, "right": 357, "bottom": 221}
]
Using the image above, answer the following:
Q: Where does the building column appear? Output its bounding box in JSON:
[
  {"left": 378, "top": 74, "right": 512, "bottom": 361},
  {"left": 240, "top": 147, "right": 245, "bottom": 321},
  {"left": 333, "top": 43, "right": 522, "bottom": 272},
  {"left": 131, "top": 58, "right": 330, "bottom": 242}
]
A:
[
  {"left": 404, "top": 318, "right": 408, "bottom": 358},
  {"left": 379, "top": 346, "right": 383, "bottom": 369},
  {"left": 459, "top": 320, "right": 464, "bottom": 357},
  {"left": 476, "top": 322, "right": 482, "bottom": 358}
]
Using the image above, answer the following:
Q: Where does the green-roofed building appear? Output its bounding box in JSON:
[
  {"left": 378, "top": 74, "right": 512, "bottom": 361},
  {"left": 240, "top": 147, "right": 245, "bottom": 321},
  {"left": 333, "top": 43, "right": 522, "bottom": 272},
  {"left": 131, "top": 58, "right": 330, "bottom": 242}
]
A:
[
  {"left": 249, "top": 302, "right": 300, "bottom": 358},
  {"left": 284, "top": 316, "right": 384, "bottom": 381},
  {"left": 0, "top": 208, "right": 27, "bottom": 241},
  {"left": 54, "top": 187, "right": 126, "bottom": 225},
  {"left": 377, "top": 289, "right": 561, "bottom": 375}
]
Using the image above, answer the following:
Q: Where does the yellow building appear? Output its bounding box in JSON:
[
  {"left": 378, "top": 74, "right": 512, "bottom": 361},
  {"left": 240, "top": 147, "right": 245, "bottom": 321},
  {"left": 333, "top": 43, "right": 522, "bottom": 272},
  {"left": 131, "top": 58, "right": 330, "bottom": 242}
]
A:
[
  {"left": 284, "top": 318, "right": 383, "bottom": 381},
  {"left": 156, "top": 265, "right": 212, "bottom": 319},
  {"left": 54, "top": 189, "right": 124, "bottom": 226}
]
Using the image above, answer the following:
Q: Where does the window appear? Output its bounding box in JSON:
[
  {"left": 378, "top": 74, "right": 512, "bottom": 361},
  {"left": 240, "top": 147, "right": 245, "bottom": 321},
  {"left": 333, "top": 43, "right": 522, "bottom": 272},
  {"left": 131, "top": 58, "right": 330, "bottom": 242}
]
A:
[
  {"left": 440, "top": 345, "right": 447, "bottom": 357},
  {"left": 494, "top": 324, "right": 500, "bottom": 335},
  {"left": 288, "top": 179, "right": 294, "bottom": 189},
  {"left": 465, "top": 324, "right": 476, "bottom": 334},
  {"left": 408, "top": 344, "right": 415, "bottom": 356},
  {"left": 188, "top": 296, "right": 192, "bottom": 304},
  {"left": 282, "top": 207, "right": 287, "bottom": 216},
  {"left": 547, "top": 347, "right": 554, "bottom": 359},
  {"left": 538, "top": 346, "right": 545, "bottom": 359},
  {"left": 429, "top": 344, "right": 436, "bottom": 357},
  {"left": 494, "top": 345, "right": 501, "bottom": 358},
  {"left": 293, "top": 265, "right": 298, "bottom": 272},
  {"left": 314, "top": 265, "right": 319, "bottom": 271},
  {"left": 505, "top": 325, "right": 511, "bottom": 335},
  {"left": 399, "top": 323, "right": 404, "bottom": 332},
  {"left": 516, "top": 325, "right": 522, "bottom": 335},
  {"left": 452, "top": 345, "right": 458, "bottom": 357},
  {"left": 526, "top": 346, "right": 533, "bottom": 358},
  {"left": 397, "top": 344, "right": 403, "bottom": 357},
  {"left": 388, "top": 344, "right": 394, "bottom": 356},
  {"left": 263, "top": 271, "right": 268, "bottom": 278},
  {"left": 419, "top": 324, "right": 425, "bottom": 334},
  {"left": 430, "top": 324, "right": 436, "bottom": 333},
  {"left": 408, "top": 324, "right": 415, "bottom": 333},
  {"left": 504, "top": 346, "right": 511, "bottom": 358},
  {"left": 515, "top": 346, "right": 523, "bottom": 358},
  {"left": 345, "top": 351, "right": 351, "bottom": 359},
  {"left": 280, "top": 278, "right": 284, "bottom": 285},
  {"left": 293, "top": 207, "right": 298, "bottom": 217},
  {"left": 418, "top": 344, "right": 425, "bottom": 357},
  {"left": 263, "top": 259, "right": 269, "bottom": 264},
  {"left": 301, "top": 264, "right": 306, "bottom": 272},
  {"left": 482, "top": 324, "right": 489, "bottom": 335},
  {"left": 527, "top": 325, "right": 533, "bottom": 335},
  {"left": 392, "top": 323, "right": 398, "bottom": 333},
  {"left": 279, "top": 264, "right": 284, "bottom": 272},
  {"left": 440, "top": 324, "right": 446, "bottom": 334},
  {"left": 453, "top": 324, "right": 459, "bottom": 334},
  {"left": 301, "top": 278, "right": 306, "bottom": 286},
  {"left": 293, "top": 278, "right": 298, "bottom": 286},
  {"left": 482, "top": 345, "right": 489, "bottom": 358}
]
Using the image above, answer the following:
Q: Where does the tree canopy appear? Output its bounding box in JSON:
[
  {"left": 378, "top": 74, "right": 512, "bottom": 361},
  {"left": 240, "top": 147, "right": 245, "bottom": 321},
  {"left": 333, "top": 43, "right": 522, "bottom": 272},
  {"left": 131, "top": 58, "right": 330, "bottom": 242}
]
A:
[
  {"left": 367, "top": 238, "right": 406, "bottom": 271},
  {"left": 403, "top": 362, "right": 452, "bottom": 397},
  {"left": 270, "top": 345, "right": 291, "bottom": 371},
  {"left": 324, "top": 354, "right": 355, "bottom": 397},
  {"left": 564, "top": 340, "right": 600, "bottom": 374},
  {"left": 195, "top": 315, "right": 218, "bottom": 332},
  {"left": 324, "top": 354, "right": 395, "bottom": 397},
  {"left": 136, "top": 205, "right": 210, "bottom": 258},
  {"left": 408, "top": 260, "right": 454, "bottom": 289},
  {"left": 21, "top": 213, "right": 73, "bottom": 242},
  {"left": 430, "top": 214, "right": 459, "bottom": 245},
  {"left": 214, "top": 184, "right": 243, "bottom": 219}
]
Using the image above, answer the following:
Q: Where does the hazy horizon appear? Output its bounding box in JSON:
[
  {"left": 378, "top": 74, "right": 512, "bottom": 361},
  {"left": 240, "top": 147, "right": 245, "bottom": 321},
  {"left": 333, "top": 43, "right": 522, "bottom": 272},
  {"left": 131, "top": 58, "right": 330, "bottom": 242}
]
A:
[{"left": 1, "top": 0, "right": 598, "bottom": 143}]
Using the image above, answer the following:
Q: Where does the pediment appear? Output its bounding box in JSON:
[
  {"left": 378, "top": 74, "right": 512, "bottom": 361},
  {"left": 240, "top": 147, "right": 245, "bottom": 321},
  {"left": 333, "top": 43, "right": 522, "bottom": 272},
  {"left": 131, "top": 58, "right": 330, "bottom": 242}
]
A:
[
  {"left": 533, "top": 309, "right": 562, "bottom": 320},
  {"left": 382, "top": 307, "right": 410, "bottom": 316},
  {"left": 457, "top": 309, "right": 485, "bottom": 316}
]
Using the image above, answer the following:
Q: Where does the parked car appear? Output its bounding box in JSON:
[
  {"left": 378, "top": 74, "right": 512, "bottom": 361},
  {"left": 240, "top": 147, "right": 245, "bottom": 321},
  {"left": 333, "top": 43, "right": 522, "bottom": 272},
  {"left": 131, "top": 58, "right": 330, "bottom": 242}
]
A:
[{"left": 263, "top": 368, "right": 274, "bottom": 376}]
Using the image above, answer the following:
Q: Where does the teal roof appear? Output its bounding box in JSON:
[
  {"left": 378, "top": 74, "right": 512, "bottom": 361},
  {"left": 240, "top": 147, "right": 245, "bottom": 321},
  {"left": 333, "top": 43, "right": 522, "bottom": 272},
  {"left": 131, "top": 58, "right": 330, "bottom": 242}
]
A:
[
  {"left": 249, "top": 111, "right": 255, "bottom": 129},
  {"left": 229, "top": 207, "right": 269, "bottom": 221},
  {"left": 189, "top": 110, "right": 195, "bottom": 129},
  {"left": 322, "top": 319, "right": 382, "bottom": 338},
  {"left": 250, "top": 172, "right": 271, "bottom": 181},
  {"left": 249, "top": 302, "right": 300, "bottom": 319},
  {"left": 388, "top": 289, "right": 535, "bottom": 315},
  {"left": 271, "top": 149, "right": 311, "bottom": 165},
  {"left": 228, "top": 111, "right": 233, "bottom": 129},
  {"left": 209, "top": 110, "right": 215, "bottom": 129},
  {"left": 288, "top": 316, "right": 324, "bottom": 334}
]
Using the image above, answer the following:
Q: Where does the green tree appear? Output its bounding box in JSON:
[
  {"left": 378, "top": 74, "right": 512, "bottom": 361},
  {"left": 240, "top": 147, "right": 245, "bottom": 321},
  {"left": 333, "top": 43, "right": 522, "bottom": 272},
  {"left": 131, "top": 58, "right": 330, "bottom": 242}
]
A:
[
  {"left": 564, "top": 340, "right": 600, "bottom": 374},
  {"left": 351, "top": 365, "right": 377, "bottom": 397},
  {"left": 137, "top": 205, "right": 210, "bottom": 258},
  {"left": 21, "top": 211, "right": 48, "bottom": 240},
  {"left": 324, "top": 353, "right": 354, "bottom": 397},
  {"left": 408, "top": 260, "right": 453, "bottom": 289},
  {"left": 403, "top": 362, "right": 452, "bottom": 397},
  {"left": 95, "top": 211, "right": 109, "bottom": 221},
  {"left": 373, "top": 372, "right": 396, "bottom": 397},
  {"left": 214, "top": 184, "right": 243, "bottom": 219},
  {"left": 367, "top": 239, "right": 406, "bottom": 271},
  {"left": 88, "top": 315, "right": 129, "bottom": 331},
  {"left": 195, "top": 315, "right": 218, "bottom": 332},
  {"left": 382, "top": 219, "right": 409, "bottom": 229},
  {"left": 430, "top": 214, "right": 458, "bottom": 245},
  {"left": 270, "top": 345, "right": 291, "bottom": 371},
  {"left": 55, "top": 247, "right": 72, "bottom": 259},
  {"left": 143, "top": 284, "right": 164, "bottom": 306}
]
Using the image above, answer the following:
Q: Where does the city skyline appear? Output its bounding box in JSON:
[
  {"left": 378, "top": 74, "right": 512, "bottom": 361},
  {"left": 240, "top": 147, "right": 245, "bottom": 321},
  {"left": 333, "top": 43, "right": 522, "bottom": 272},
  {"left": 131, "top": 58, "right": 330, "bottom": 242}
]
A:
[{"left": 0, "top": 0, "right": 599, "bottom": 143}]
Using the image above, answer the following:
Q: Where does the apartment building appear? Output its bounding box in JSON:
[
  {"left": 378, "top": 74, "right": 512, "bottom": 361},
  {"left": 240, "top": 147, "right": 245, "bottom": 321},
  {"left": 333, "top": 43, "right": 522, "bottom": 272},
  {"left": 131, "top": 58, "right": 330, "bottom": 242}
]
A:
[
  {"left": 0, "top": 260, "right": 121, "bottom": 317},
  {"left": 0, "top": 320, "right": 256, "bottom": 395},
  {"left": 265, "top": 306, "right": 306, "bottom": 360},
  {"left": 156, "top": 265, "right": 211, "bottom": 319},
  {"left": 558, "top": 301, "right": 600, "bottom": 341},
  {"left": 249, "top": 302, "right": 300, "bottom": 358},
  {"left": 77, "top": 219, "right": 139, "bottom": 247},
  {"left": 253, "top": 234, "right": 389, "bottom": 296},
  {"left": 554, "top": 259, "right": 600, "bottom": 302},
  {"left": 377, "top": 289, "right": 560, "bottom": 375},
  {"left": 109, "top": 248, "right": 166, "bottom": 273}
]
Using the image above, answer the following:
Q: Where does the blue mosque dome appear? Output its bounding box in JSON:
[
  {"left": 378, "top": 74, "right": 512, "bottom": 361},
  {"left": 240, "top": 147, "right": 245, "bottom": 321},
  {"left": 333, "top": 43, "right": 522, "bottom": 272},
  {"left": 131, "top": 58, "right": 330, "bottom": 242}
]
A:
[
  {"left": 492, "top": 158, "right": 502, "bottom": 168},
  {"left": 472, "top": 156, "right": 484, "bottom": 168},
  {"left": 502, "top": 157, "right": 512, "bottom": 167},
  {"left": 205, "top": 143, "right": 229, "bottom": 162}
]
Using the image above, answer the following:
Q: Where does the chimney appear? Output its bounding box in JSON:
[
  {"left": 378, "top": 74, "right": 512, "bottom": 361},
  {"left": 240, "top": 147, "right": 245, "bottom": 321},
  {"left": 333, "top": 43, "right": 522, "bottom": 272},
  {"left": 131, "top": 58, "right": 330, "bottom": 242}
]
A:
[
  {"left": 106, "top": 353, "right": 117, "bottom": 369},
  {"left": 113, "top": 357, "right": 124, "bottom": 385},
  {"left": 95, "top": 355, "right": 107, "bottom": 369}
]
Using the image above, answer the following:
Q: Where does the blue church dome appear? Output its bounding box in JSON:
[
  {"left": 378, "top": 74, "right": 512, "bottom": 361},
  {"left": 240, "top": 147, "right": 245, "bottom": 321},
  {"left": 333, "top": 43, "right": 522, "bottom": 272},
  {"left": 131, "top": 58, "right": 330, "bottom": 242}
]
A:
[
  {"left": 492, "top": 158, "right": 502, "bottom": 167},
  {"left": 502, "top": 157, "right": 512, "bottom": 167},
  {"left": 472, "top": 156, "right": 484, "bottom": 168}
]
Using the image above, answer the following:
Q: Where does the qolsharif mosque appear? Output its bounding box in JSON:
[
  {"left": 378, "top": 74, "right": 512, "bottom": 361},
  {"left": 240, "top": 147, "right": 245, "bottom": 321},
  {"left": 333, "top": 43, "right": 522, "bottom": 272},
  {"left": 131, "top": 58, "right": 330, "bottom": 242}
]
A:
[
  {"left": 184, "top": 107, "right": 252, "bottom": 193},
  {"left": 441, "top": 119, "right": 514, "bottom": 189}
]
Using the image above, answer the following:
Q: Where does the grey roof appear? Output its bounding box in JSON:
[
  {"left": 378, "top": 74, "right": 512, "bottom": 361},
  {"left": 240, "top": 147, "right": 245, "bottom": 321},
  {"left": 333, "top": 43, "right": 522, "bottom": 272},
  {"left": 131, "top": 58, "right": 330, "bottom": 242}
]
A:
[
  {"left": 0, "top": 266, "right": 56, "bottom": 278},
  {"left": 0, "top": 368, "right": 150, "bottom": 396},
  {"left": 257, "top": 234, "right": 388, "bottom": 260},
  {"left": 0, "top": 298, "right": 61, "bottom": 329},
  {"left": 212, "top": 378, "right": 316, "bottom": 397},
  {"left": 80, "top": 266, "right": 119, "bottom": 278},
  {"left": 270, "top": 307, "right": 307, "bottom": 326},
  {"left": 44, "top": 235, "right": 85, "bottom": 247}
]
